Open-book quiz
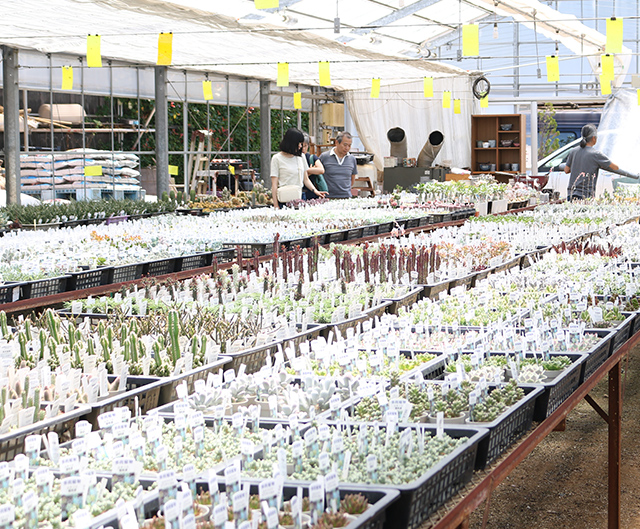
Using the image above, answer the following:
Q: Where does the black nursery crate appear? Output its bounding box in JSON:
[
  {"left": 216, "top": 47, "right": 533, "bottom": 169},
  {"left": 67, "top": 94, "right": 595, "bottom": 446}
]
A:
[
  {"left": 405, "top": 217, "right": 421, "bottom": 229},
  {"left": 448, "top": 273, "right": 474, "bottom": 292},
  {"left": 347, "top": 227, "right": 365, "bottom": 240},
  {"left": 471, "top": 268, "right": 491, "bottom": 286},
  {"left": 157, "top": 356, "right": 233, "bottom": 405},
  {"left": 0, "top": 282, "right": 23, "bottom": 304},
  {"left": 143, "top": 257, "right": 177, "bottom": 277},
  {"left": 469, "top": 385, "right": 544, "bottom": 469},
  {"left": 212, "top": 247, "right": 236, "bottom": 263},
  {"left": 372, "top": 425, "right": 487, "bottom": 529},
  {"left": 611, "top": 312, "right": 636, "bottom": 353},
  {"left": 0, "top": 405, "right": 90, "bottom": 461},
  {"left": 377, "top": 222, "right": 394, "bottom": 234},
  {"left": 67, "top": 267, "right": 114, "bottom": 291},
  {"left": 228, "top": 242, "right": 275, "bottom": 258},
  {"left": 20, "top": 275, "right": 70, "bottom": 300},
  {"left": 419, "top": 279, "right": 450, "bottom": 300},
  {"left": 321, "top": 302, "right": 392, "bottom": 340},
  {"left": 86, "top": 375, "right": 167, "bottom": 429},
  {"left": 580, "top": 330, "right": 615, "bottom": 382},
  {"left": 326, "top": 230, "right": 349, "bottom": 244},
  {"left": 174, "top": 252, "right": 214, "bottom": 272},
  {"left": 419, "top": 215, "right": 432, "bottom": 227},
  {"left": 226, "top": 342, "right": 280, "bottom": 375},
  {"left": 111, "top": 263, "right": 144, "bottom": 283},
  {"left": 529, "top": 353, "right": 585, "bottom": 421},
  {"left": 281, "top": 237, "right": 310, "bottom": 250},
  {"left": 362, "top": 225, "right": 378, "bottom": 237},
  {"left": 430, "top": 212, "right": 453, "bottom": 224},
  {"left": 281, "top": 323, "right": 327, "bottom": 357},
  {"left": 382, "top": 286, "right": 424, "bottom": 315}
]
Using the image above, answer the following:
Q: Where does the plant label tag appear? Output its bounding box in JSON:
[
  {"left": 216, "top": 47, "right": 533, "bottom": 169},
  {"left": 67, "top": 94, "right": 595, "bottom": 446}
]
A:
[
  {"left": 318, "top": 424, "right": 330, "bottom": 441},
  {"left": 436, "top": 411, "right": 444, "bottom": 438},
  {"left": 25, "top": 435, "right": 41, "bottom": 465},
  {"left": 213, "top": 504, "right": 227, "bottom": 526},
  {"left": 319, "top": 452, "right": 330, "bottom": 472}
]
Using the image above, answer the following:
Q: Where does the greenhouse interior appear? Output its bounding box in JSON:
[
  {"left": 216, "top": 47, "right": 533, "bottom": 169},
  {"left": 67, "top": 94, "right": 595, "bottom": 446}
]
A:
[{"left": 1, "top": 0, "right": 640, "bottom": 528}]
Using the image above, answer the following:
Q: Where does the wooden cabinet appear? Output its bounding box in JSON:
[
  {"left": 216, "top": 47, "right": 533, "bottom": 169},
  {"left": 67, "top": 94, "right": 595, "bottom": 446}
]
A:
[{"left": 471, "top": 114, "right": 526, "bottom": 174}]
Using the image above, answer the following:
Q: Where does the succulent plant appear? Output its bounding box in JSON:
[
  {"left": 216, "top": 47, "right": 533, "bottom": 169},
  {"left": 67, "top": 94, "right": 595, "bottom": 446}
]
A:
[
  {"left": 340, "top": 493, "right": 369, "bottom": 515},
  {"left": 316, "top": 510, "right": 349, "bottom": 528},
  {"left": 187, "top": 386, "right": 225, "bottom": 412},
  {"left": 298, "top": 378, "right": 336, "bottom": 415},
  {"left": 515, "top": 363, "right": 546, "bottom": 384}
]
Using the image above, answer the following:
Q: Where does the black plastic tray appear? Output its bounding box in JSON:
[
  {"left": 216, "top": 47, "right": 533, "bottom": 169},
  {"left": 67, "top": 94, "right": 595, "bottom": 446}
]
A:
[
  {"left": 20, "top": 275, "right": 70, "bottom": 299},
  {"left": 67, "top": 267, "right": 114, "bottom": 291}
]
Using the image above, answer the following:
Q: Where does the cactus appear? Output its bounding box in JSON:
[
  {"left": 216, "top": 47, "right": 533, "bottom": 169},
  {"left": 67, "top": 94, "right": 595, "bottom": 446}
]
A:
[
  {"left": 167, "top": 310, "right": 181, "bottom": 365},
  {"left": 161, "top": 191, "right": 169, "bottom": 202},
  {"left": 190, "top": 189, "right": 196, "bottom": 202},
  {"left": 169, "top": 190, "right": 176, "bottom": 201},
  {"left": 177, "top": 191, "right": 183, "bottom": 203}
]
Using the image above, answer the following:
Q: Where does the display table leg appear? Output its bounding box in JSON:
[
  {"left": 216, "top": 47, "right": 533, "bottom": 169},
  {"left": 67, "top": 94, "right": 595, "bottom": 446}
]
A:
[{"left": 609, "top": 361, "right": 621, "bottom": 529}]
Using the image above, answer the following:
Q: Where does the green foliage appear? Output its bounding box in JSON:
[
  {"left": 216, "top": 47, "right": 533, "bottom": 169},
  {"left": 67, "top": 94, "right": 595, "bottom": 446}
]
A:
[
  {"left": 2, "top": 199, "right": 175, "bottom": 226},
  {"left": 95, "top": 97, "right": 309, "bottom": 183},
  {"left": 538, "top": 103, "right": 560, "bottom": 158}
]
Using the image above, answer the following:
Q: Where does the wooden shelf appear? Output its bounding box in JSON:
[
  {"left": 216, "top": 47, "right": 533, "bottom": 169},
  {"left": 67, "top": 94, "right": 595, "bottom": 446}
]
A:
[{"left": 471, "top": 114, "right": 526, "bottom": 174}]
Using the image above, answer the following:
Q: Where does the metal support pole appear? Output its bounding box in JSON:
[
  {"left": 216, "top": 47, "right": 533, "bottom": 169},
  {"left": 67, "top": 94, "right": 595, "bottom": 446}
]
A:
[
  {"left": 609, "top": 361, "right": 621, "bottom": 529},
  {"left": 3, "top": 46, "right": 21, "bottom": 205},
  {"left": 22, "top": 89, "right": 29, "bottom": 154},
  {"left": 530, "top": 101, "right": 538, "bottom": 174},
  {"left": 259, "top": 80, "right": 271, "bottom": 186},
  {"left": 155, "top": 66, "right": 170, "bottom": 198},
  {"left": 183, "top": 70, "right": 189, "bottom": 194}
]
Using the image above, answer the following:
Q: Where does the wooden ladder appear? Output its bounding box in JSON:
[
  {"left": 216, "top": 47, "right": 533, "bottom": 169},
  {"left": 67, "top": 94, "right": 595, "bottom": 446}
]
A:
[
  {"left": 188, "top": 130, "right": 214, "bottom": 192},
  {"left": 352, "top": 175, "right": 375, "bottom": 197}
]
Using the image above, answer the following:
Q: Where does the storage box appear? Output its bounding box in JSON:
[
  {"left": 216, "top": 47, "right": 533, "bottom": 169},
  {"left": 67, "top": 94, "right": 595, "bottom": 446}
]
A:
[
  {"left": 321, "top": 103, "right": 345, "bottom": 127},
  {"left": 38, "top": 103, "right": 85, "bottom": 124}
]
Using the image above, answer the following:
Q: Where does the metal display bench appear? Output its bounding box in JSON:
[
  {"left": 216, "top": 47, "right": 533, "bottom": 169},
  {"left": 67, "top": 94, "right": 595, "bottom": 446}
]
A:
[{"left": 426, "top": 328, "right": 640, "bottom": 529}]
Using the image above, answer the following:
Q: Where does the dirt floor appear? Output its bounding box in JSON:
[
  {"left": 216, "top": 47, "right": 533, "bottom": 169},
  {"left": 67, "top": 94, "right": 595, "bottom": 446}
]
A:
[{"left": 463, "top": 344, "right": 640, "bottom": 529}]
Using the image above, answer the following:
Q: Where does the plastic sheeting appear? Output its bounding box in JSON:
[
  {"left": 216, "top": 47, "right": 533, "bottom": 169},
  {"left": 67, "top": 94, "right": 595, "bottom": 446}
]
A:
[
  {"left": 0, "top": 0, "right": 467, "bottom": 92},
  {"left": 594, "top": 90, "right": 640, "bottom": 191},
  {"left": 344, "top": 77, "right": 475, "bottom": 172}
]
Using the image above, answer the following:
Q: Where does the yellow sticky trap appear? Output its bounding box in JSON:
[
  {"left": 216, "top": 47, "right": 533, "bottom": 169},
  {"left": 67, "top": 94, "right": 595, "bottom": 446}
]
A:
[
  {"left": 319, "top": 61, "right": 331, "bottom": 86},
  {"left": 601, "top": 54, "right": 615, "bottom": 81},
  {"left": 442, "top": 91, "right": 451, "bottom": 109},
  {"left": 277, "top": 63, "right": 289, "bottom": 87},
  {"left": 61, "top": 66, "right": 73, "bottom": 91},
  {"left": 454, "top": 99, "right": 461, "bottom": 114},
  {"left": 84, "top": 165, "right": 102, "bottom": 176},
  {"left": 86, "top": 35, "right": 102, "bottom": 68},
  {"left": 637, "top": 89, "right": 640, "bottom": 106},
  {"left": 168, "top": 165, "right": 179, "bottom": 176},
  {"left": 228, "top": 165, "right": 236, "bottom": 175},
  {"left": 462, "top": 24, "right": 479, "bottom": 56},
  {"left": 293, "top": 92, "right": 302, "bottom": 109},
  {"left": 202, "top": 81, "right": 213, "bottom": 101},
  {"left": 600, "top": 75, "right": 612, "bottom": 95},
  {"left": 606, "top": 17, "right": 623, "bottom": 54},
  {"left": 423, "top": 77, "right": 433, "bottom": 98},
  {"left": 546, "top": 55, "right": 559, "bottom": 82},
  {"left": 255, "top": 0, "right": 279, "bottom": 8},
  {"left": 371, "top": 78, "right": 381, "bottom": 98},
  {"left": 157, "top": 33, "right": 173, "bottom": 66},
  {"left": 480, "top": 95, "right": 489, "bottom": 108}
]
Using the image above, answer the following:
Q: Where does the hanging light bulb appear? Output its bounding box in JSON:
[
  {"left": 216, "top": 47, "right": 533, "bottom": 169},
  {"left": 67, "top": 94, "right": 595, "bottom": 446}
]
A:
[{"left": 493, "top": 22, "right": 499, "bottom": 39}]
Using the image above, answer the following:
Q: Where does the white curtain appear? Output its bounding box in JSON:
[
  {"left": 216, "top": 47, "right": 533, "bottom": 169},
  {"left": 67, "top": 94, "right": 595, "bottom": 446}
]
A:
[{"left": 344, "top": 77, "right": 475, "bottom": 173}]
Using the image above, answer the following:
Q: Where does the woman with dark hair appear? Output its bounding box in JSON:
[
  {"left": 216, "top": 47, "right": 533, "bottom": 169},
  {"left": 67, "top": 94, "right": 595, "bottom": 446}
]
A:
[
  {"left": 271, "top": 128, "right": 327, "bottom": 209},
  {"left": 564, "top": 124, "right": 638, "bottom": 200}
]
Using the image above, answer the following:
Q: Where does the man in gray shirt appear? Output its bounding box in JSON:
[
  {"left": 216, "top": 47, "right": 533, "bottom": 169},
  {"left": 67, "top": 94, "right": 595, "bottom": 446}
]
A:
[
  {"left": 319, "top": 131, "right": 358, "bottom": 199},
  {"left": 564, "top": 124, "right": 638, "bottom": 199}
]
